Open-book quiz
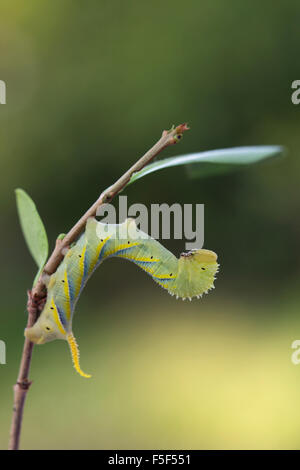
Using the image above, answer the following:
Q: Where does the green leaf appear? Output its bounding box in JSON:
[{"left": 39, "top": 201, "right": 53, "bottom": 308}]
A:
[
  {"left": 57, "top": 233, "right": 66, "bottom": 240},
  {"left": 15, "top": 189, "right": 49, "bottom": 279},
  {"left": 32, "top": 264, "right": 45, "bottom": 288},
  {"left": 127, "top": 146, "right": 284, "bottom": 184}
]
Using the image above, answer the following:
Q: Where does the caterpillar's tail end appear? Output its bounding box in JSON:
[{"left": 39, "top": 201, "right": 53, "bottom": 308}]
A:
[{"left": 67, "top": 333, "right": 92, "bottom": 379}]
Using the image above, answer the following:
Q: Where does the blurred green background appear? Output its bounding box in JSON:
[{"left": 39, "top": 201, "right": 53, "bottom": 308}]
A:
[{"left": 1, "top": 0, "right": 300, "bottom": 450}]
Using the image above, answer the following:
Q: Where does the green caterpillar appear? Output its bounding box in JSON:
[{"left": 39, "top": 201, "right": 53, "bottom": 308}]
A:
[{"left": 25, "top": 218, "right": 219, "bottom": 377}]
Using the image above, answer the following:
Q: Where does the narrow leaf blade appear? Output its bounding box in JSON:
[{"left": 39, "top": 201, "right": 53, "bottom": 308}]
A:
[
  {"left": 15, "top": 188, "right": 49, "bottom": 271},
  {"left": 127, "top": 146, "right": 284, "bottom": 184}
]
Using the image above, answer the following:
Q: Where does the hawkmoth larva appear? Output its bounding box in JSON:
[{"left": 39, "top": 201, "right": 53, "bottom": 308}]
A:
[{"left": 25, "top": 218, "right": 219, "bottom": 378}]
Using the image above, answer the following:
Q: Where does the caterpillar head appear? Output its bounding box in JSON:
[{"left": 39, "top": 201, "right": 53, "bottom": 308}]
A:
[
  {"left": 24, "top": 306, "right": 91, "bottom": 378},
  {"left": 25, "top": 313, "right": 65, "bottom": 344}
]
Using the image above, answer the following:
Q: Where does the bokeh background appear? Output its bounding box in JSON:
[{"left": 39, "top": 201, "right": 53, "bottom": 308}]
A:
[{"left": 1, "top": 0, "right": 300, "bottom": 450}]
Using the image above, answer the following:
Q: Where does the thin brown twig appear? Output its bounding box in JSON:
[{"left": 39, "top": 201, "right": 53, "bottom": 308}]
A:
[{"left": 8, "top": 123, "right": 189, "bottom": 450}]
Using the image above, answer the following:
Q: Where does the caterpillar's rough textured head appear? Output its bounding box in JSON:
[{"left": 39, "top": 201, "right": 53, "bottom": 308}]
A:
[{"left": 25, "top": 313, "right": 66, "bottom": 344}]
